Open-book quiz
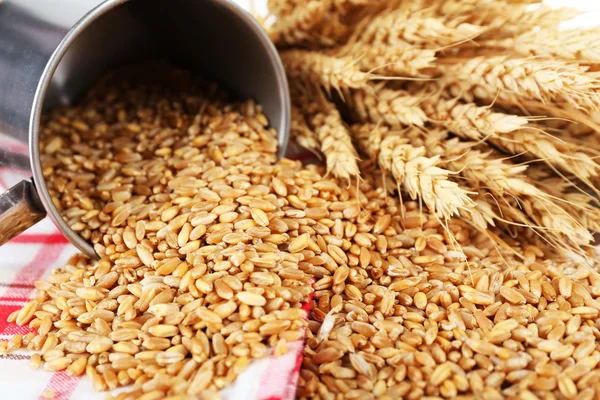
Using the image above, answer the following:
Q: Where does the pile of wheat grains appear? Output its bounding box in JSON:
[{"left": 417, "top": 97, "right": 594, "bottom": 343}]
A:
[
  {"left": 10, "top": 66, "right": 316, "bottom": 399},
  {"left": 1, "top": 63, "right": 597, "bottom": 400},
  {"left": 264, "top": 2, "right": 600, "bottom": 395},
  {"left": 4, "top": 0, "right": 600, "bottom": 398}
]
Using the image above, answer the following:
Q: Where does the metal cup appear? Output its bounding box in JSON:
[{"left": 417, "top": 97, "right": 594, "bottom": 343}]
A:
[{"left": 0, "top": 0, "right": 290, "bottom": 257}]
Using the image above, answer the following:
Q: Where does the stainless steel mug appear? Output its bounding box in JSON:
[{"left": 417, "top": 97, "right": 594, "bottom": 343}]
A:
[{"left": 0, "top": 0, "right": 290, "bottom": 257}]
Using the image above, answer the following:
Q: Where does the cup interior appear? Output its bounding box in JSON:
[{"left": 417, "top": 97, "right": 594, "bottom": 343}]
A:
[{"left": 32, "top": 0, "right": 290, "bottom": 257}]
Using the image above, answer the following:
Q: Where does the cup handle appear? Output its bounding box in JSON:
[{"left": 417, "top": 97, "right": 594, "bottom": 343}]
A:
[{"left": 0, "top": 179, "right": 46, "bottom": 246}]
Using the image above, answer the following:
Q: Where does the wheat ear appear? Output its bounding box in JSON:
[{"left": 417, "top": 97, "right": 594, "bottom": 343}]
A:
[
  {"left": 351, "top": 123, "right": 385, "bottom": 160},
  {"left": 536, "top": 176, "right": 600, "bottom": 234},
  {"left": 268, "top": 1, "right": 331, "bottom": 47},
  {"left": 440, "top": 2, "right": 581, "bottom": 38},
  {"left": 423, "top": 99, "right": 528, "bottom": 141},
  {"left": 268, "top": 0, "right": 384, "bottom": 47},
  {"left": 504, "top": 0, "right": 542, "bottom": 3},
  {"left": 482, "top": 28, "right": 600, "bottom": 62},
  {"left": 305, "top": 91, "right": 360, "bottom": 180},
  {"left": 440, "top": 139, "right": 594, "bottom": 248},
  {"left": 269, "top": 0, "right": 373, "bottom": 17},
  {"left": 348, "top": 8, "right": 485, "bottom": 49},
  {"left": 498, "top": 99, "right": 600, "bottom": 136},
  {"left": 487, "top": 5, "right": 582, "bottom": 36},
  {"left": 424, "top": 99, "right": 600, "bottom": 181},
  {"left": 345, "top": 44, "right": 436, "bottom": 77},
  {"left": 281, "top": 50, "right": 371, "bottom": 94},
  {"left": 348, "top": 86, "right": 428, "bottom": 127},
  {"left": 493, "top": 128, "right": 600, "bottom": 181},
  {"left": 443, "top": 56, "right": 600, "bottom": 112},
  {"left": 267, "top": 0, "right": 300, "bottom": 17},
  {"left": 291, "top": 106, "right": 320, "bottom": 153},
  {"left": 354, "top": 125, "right": 474, "bottom": 219}
]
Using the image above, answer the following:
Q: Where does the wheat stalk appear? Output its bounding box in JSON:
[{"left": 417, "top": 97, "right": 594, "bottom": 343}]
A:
[
  {"left": 348, "top": 86, "right": 428, "bottom": 127},
  {"left": 481, "top": 28, "right": 600, "bottom": 62},
  {"left": 281, "top": 50, "right": 371, "bottom": 94},
  {"left": 442, "top": 56, "right": 600, "bottom": 112}
]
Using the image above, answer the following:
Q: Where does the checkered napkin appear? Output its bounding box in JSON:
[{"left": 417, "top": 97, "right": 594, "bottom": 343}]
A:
[{"left": 0, "top": 140, "right": 315, "bottom": 399}]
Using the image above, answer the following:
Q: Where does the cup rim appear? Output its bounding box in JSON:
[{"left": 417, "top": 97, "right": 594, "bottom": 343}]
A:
[{"left": 29, "top": 0, "right": 291, "bottom": 259}]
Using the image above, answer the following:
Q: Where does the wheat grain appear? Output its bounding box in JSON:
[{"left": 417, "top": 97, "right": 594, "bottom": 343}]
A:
[
  {"left": 298, "top": 158, "right": 600, "bottom": 400},
  {"left": 17, "top": 65, "right": 315, "bottom": 397}
]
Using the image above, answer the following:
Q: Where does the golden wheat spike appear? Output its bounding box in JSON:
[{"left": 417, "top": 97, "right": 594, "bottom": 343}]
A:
[
  {"left": 348, "top": 86, "right": 428, "bottom": 127},
  {"left": 352, "top": 124, "right": 474, "bottom": 220},
  {"left": 423, "top": 98, "right": 600, "bottom": 182},
  {"left": 481, "top": 28, "right": 600, "bottom": 62},
  {"left": 268, "top": 1, "right": 332, "bottom": 47},
  {"left": 345, "top": 44, "right": 437, "bottom": 77},
  {"left": 436, "top": 139, "right": 594, "bottom": 249},
  {"left": 295, "top": 86, "right": 360, "bottom": 180},
  {"left": 493, "top": 128, "right": 600, "bottom": 181},
  {"left": 290, "top": 106, "right": 320, "bottom": 153},
  {"left": 442, "top": 56, "right": 600, "bottom": 113},
  {"left": 281, "top": 50, "right": 371, "bottom": 94},
  {"left": 423, "top": 100, "right": 528, "bottom": 141},
  {"left": 536, "top": 176, "right": 600, "bottom": 234},
  {"left": 440, "top": 2, "right": 581, "bottom": 38},
  {"left": 267, "top": 0, "right": 296, "bottom": 17},
  {"left": 345, "top": 7, "right": 485, "bottom": 50},
  {"left": 268, "top": 0, "right": 385, "bottom": 48}
]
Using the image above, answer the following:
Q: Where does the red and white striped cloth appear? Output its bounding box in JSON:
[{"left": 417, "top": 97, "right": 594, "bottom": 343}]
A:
[{"left": 0, "top": 143, "right": 316, "bottom": 399}]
